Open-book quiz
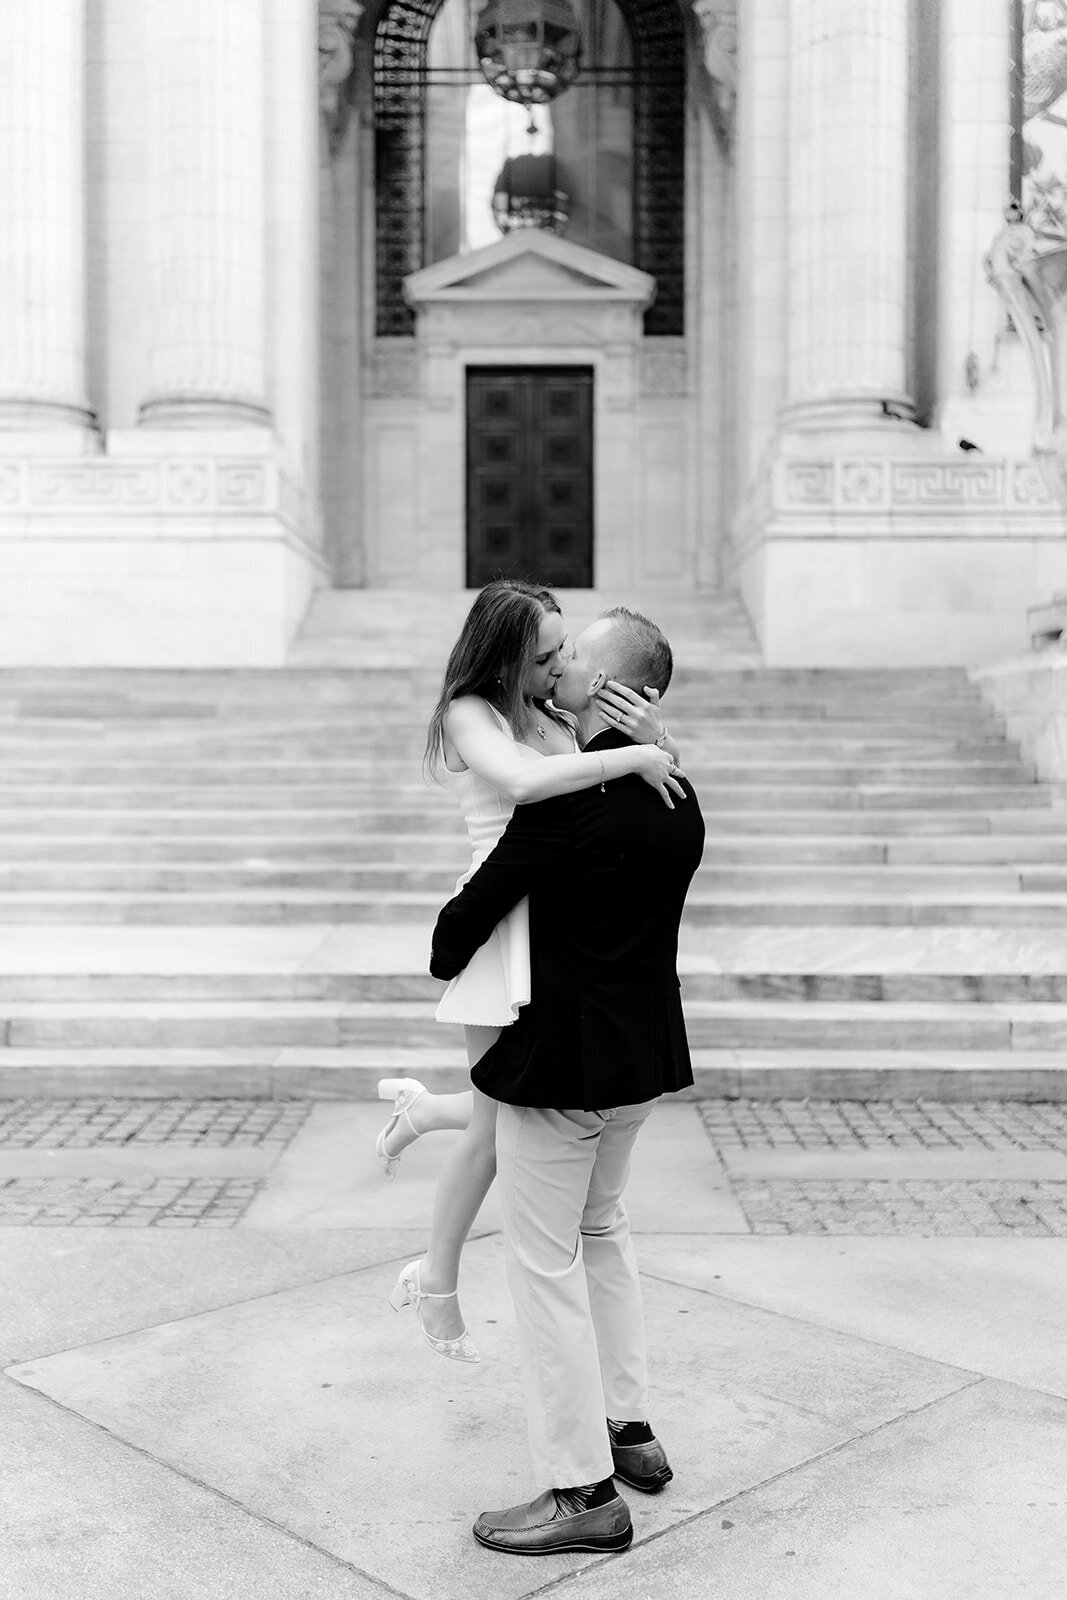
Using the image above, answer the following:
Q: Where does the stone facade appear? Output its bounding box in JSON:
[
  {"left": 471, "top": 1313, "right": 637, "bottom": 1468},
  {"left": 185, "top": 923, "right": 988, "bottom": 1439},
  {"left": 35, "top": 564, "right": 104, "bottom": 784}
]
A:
[{"left": 0, "top": 0, "right": 1062, "bottom": 664}]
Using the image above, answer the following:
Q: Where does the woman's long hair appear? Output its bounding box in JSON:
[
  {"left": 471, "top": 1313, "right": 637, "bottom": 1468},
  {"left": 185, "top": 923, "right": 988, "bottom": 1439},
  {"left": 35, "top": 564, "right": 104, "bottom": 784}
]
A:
[{"left": 424, "top": 579, "right": 561, "bottom": 781}]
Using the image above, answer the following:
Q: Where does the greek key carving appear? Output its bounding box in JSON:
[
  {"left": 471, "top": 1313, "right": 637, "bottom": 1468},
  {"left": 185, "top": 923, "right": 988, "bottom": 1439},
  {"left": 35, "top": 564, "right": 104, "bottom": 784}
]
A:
[
  {"left": 891, "top": 462, "right": 1003, "bottom": 506},
  {"left": 29, "top": 464, "right": 158, "bottom": 507},
  {"left": 217, "top": 463, "right": 267, "bottom": 508},
  {"left": 784, "top": 463, "right": 833, "bottom": 507}
]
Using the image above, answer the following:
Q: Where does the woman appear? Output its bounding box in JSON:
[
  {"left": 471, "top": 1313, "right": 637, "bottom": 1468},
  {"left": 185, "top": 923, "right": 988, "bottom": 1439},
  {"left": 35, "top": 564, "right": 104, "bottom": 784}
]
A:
[{"left": 382, "top": 579, "right": 682, "bottom": 1362}]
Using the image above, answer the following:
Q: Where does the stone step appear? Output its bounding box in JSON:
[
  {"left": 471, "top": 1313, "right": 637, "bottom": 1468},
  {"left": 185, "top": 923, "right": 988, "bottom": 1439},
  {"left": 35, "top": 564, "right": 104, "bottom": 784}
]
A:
[
  {"left": 0, "top": 759, "right": 1034, "bottom": 785},
  {"left": 0, "top": 668, "right": 989, "bottom": 695},
  {"left": 4, "top": 997, "right": 1067, "bottom": 1049},
  {"left": 1, "top": 832, "right": 1065, "bottom": 866},
  {"left": 0, "top": 784, "right": 1043, "bottom": 812},
  {"left": 0, "top": 721, "right": 1011, "bottom": 749},
  {"left": 0, "top": 696, "right": 1000, "bottom": 723},
  {"left": 0, "top": 831, "right": 1064, "bottom": 865},
  {"left": 0, "top": 862, "right": 1044, "bottom": 894},
  {"left": 0, "top": 1046, "right": 1064, "bottom": 1101},
  {"left": 2, "top": 970, "right": 1066, "bottom": 1004},
  {"left": 0, "top": 889, "right": 1066, "bottom": 924},
  {"left": 0, "top": 808, "right": 1057, "bottom": 839}
]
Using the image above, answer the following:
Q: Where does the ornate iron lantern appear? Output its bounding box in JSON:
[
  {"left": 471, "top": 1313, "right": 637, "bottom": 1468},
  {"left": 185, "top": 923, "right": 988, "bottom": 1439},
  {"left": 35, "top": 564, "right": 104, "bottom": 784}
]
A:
[
  {"left": 492, "top": 153, "right": 570, "bottom": 235},
  {"left": 475, "top": 0, "right": 581, "bottom": 127}
]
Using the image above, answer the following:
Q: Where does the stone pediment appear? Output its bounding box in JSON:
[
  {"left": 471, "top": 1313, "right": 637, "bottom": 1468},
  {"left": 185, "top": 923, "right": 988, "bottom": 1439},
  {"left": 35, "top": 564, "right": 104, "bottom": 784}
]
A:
[{"left": 404, "top": 231, "right": 656, "bottom": 308}]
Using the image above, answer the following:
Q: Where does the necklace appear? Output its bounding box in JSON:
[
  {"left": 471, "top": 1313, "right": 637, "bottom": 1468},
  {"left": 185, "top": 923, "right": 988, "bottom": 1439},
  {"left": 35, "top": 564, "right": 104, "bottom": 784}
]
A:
[{"left": 535, "top": 721, "right": 548, "bottom": 741}]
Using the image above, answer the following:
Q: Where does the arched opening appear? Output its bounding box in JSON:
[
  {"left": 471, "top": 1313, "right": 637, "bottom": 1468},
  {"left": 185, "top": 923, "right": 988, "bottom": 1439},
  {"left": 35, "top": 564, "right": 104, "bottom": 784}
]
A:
[{"left": 373, "top": 0, "right": 685, "bottom": 334}]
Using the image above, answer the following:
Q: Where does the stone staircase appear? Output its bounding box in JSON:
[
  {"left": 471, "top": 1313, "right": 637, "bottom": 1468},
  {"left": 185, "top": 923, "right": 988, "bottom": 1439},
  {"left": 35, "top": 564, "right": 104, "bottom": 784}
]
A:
[{"left": 0, "top": 588, "right": 1065, "bottom": 1099}]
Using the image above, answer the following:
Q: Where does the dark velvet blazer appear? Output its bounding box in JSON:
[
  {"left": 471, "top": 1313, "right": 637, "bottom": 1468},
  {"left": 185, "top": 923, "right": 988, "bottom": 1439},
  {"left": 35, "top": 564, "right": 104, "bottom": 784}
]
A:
[{"left": 429, "top": 728, "right": 706, "bottom": 1110}]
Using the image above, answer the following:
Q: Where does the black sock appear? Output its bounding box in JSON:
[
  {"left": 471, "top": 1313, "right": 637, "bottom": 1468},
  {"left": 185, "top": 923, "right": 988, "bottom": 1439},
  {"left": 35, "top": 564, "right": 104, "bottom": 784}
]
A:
[
  {"left": 607, "top": 1418, "right": 655, "bottom": 1447},
  {"left": 553, "top": 1477, "right": 617, "bottom": 1515}
]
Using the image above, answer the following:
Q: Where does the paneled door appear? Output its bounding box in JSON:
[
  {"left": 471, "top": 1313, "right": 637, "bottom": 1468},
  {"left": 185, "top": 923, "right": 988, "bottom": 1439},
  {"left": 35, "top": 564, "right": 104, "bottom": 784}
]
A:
[{"left": 466, "top": 367, "right": 593, "bottom": 588}]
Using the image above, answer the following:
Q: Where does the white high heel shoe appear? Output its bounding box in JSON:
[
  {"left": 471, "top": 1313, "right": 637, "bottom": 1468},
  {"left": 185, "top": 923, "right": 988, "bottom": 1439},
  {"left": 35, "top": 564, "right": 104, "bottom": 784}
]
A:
[
  {"left": 388, "top": 1259, "right": 481, "bottom": 1364},
  {"left": 375, "top": 1077, "right": 427, "bottom": 1180}
]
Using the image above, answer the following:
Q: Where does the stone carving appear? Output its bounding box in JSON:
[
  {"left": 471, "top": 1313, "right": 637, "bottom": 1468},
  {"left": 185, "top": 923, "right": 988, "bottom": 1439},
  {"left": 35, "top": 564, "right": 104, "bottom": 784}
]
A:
[
  {"left": 640, "top": 342, "right": 689, "bottom": 397},
  {"left": 369, "top": 345, "right": 419, "bottom": 399},
  {"left": 987, "top": 202, "right": 1067, "bottom": 502},
  {"left": 420, "top": 303, "right": 636, "bottom": 347},
  {"left": 891, "top": 462, "right": 1003, "bottom": 506},
  {"left": 692, "top": 1, "right": 737, "bottom": 156},
  {"left": 840, "top": 463, "right": 887, "bottom": 506},
  {"left": 319, "top": 0, "right": 363, "bottom": 156},
  {"left": 0, "top": 459, "right": 284, "bottom": 514},
  {"left": 218, "top": 463, "right": 267, "bottom": 507},
  {"left": 773, "top": 457, "right": 1064, "bottom": 514},
  {"left": 29, "top": 465, "right": 158, "bottom": 506},
  {"left": 1013, "top": 460, "right": 1054, "bottom": 505},
  {"left": 166, "top": 463, "right": 210, "bottom": 507},
  {"left": 0, "top": 465, "right": 22, "bottom": 507},
  {"left": 784, "top": 463, "right": 833, "bottom": 507}
]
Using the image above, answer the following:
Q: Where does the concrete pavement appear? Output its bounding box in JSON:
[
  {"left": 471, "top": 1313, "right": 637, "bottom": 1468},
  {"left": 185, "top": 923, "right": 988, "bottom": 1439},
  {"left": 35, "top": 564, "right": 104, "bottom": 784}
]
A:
[{"left": 2, "top": 1097, "right": 1066, "bottom": 1599}]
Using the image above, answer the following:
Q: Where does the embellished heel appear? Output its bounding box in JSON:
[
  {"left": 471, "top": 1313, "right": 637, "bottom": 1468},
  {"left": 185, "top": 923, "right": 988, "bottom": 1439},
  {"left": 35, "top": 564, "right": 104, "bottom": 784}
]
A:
[
  {"left": 389, "top": 1259, "right": 481, "bottom": 1364},
  {"left": 375, "top": 1078, "right": 427, "bottom": 1180}
]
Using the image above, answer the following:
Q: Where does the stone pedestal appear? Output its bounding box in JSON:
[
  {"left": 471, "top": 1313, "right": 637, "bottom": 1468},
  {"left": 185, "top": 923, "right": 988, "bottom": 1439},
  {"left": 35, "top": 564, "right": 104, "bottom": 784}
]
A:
[{"left": 0, "top": 0, "right": 95, "bottom": 437}]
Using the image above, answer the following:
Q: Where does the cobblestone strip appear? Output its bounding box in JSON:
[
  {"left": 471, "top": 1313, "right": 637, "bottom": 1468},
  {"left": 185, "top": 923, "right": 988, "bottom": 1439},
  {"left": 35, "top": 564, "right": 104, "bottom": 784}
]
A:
[
  {"left": 0, "top": 1099, "right": 311, "bottom": 1149},
  {"left": 0, "top": 1176, "right": 261, "bottom": 1227},
  {"left": 699, "top": 1099, "right": 1067, "bottom": 1153},
  {"left": 732, "top": 1179, "right": 1067, "bottom": 1236}
]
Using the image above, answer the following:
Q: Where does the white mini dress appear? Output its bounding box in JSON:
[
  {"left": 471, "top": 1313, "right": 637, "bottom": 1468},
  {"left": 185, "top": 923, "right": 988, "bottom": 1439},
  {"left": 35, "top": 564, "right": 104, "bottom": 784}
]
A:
[{"left": 434, "top": 709, "right": 576, "bottom": 1029}]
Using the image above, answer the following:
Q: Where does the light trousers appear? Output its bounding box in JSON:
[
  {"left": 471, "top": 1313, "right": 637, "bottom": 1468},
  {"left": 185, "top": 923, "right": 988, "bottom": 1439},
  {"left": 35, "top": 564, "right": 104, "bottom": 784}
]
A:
[{"left": 495, "top": 1098, "right": 657, "bottom": 1490}]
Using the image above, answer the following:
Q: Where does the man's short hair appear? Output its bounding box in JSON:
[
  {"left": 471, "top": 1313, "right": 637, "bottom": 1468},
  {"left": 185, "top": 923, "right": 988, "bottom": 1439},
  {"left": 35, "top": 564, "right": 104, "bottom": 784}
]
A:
[{"left": 597, "top": 606, "right": 673, "bottom": 697}]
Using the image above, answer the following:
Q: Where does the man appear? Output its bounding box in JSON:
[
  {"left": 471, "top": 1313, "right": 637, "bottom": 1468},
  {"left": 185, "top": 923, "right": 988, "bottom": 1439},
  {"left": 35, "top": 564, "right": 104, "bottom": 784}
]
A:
[{"left": 430, "top": 606, "right": 706, "bottom": 1557}]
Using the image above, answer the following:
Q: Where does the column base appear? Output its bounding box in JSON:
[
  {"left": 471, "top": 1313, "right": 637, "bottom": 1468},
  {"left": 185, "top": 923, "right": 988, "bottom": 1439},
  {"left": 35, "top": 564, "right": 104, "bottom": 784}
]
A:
[
  {"left": 780, "top": 393, "right": 917, "bottom": 431},
  {"left": 138, "top": 396, "right": 272, "bottom": 429},
  {"left": 0, "top": 399, "right": 98, "bottom": 434}
]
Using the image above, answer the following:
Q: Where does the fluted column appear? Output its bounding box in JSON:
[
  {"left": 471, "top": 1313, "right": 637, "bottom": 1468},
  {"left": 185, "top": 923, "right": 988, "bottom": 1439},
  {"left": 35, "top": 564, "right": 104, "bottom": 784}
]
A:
[
  {"left": 783, "top": 0, "right": 914, "bottom": 428},
  {"left": 139, "top": 0, "right": 270, "bottom": 428},
  {"left": 0, "top": 0, "right": 94, "bottom": 431}
]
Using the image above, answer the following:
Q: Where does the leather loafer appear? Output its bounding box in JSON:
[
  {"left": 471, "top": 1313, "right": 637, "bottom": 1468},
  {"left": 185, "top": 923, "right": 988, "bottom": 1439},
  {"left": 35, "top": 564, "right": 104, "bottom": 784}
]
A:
[
  {"left": 610, "top": 1434, "right": 673, "bottom": 1493},
  {"left": 473, "top": 1488, "right": 633, "bottom": 1555}
]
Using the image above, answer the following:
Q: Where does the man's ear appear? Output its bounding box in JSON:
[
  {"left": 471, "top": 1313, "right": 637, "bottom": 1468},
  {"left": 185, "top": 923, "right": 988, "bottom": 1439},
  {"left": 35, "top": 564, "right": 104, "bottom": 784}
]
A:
[{"left": 588, "top": 669, "right": 607, "bottom": 697}]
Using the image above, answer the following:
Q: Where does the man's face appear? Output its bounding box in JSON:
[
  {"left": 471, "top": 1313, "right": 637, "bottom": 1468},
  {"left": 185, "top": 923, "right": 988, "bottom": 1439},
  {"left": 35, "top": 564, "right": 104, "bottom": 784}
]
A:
[{"left": 551, "top": 619, "right": 614, "bottom": 714}]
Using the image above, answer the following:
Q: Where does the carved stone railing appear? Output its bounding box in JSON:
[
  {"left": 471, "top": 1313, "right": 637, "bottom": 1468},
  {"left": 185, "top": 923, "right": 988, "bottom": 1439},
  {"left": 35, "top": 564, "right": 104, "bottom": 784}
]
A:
[{"left": 986, "top": 203, "right": 1067, "bottom": 500}]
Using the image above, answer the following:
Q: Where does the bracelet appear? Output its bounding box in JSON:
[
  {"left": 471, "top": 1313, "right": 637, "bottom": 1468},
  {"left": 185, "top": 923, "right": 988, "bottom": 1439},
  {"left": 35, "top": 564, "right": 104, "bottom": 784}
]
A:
[
  {"left": 598, "top": 753, "right": 606, "bottom": 792},
  {"left": 655, "top": 726, "right": 670, "bottom": 748}
]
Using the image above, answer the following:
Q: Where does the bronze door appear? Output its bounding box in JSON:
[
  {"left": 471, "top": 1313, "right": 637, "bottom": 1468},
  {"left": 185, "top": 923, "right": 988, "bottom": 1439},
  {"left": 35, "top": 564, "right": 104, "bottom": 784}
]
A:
[{"left": 466, "top": 366, "right": 593, "bottom": 588}]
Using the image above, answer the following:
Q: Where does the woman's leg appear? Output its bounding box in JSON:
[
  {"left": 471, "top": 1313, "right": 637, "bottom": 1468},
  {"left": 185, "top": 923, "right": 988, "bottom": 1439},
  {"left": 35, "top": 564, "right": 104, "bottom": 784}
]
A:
[
  {"left": 380, "top": 1087, "right": 474, "bottom": 1160},
  {"left": 414, "top": 1026, "right": 500, "bottom": 1343}
]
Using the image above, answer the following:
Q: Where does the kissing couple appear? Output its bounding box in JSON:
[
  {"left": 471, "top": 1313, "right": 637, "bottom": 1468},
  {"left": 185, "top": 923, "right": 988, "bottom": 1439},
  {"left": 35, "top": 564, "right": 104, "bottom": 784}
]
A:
[{"left": 379, "top": 582, "right": 705, "bottom": 1554}]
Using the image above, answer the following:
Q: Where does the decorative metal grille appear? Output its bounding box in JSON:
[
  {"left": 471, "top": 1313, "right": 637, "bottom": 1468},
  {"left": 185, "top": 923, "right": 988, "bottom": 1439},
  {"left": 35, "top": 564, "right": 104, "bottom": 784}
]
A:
[{"left": 373, "top": 0, "right": 685, "bottom": 336}]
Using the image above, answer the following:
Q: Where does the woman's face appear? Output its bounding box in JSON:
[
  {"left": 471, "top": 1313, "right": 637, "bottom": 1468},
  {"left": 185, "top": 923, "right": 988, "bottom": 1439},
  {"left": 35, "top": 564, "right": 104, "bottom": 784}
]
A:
[{"left": 522, "top": 610, "right": 570, "bottom": 700}]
